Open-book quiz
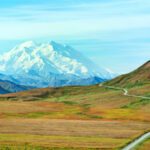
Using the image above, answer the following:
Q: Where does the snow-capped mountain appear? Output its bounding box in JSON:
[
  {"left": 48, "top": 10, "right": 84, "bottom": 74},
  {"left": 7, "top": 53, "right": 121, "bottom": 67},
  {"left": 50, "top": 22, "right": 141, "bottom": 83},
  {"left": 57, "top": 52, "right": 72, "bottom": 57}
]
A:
[{"left": 0, "top": 41, "right": 114, "bottom": 87}]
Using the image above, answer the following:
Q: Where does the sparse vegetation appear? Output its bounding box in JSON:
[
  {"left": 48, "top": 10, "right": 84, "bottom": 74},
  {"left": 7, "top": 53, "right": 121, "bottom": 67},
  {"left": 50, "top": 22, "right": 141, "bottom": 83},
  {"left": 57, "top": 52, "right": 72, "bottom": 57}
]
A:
[
  {"left": 135, "top": 138, "right": 150, "bottom": 150},
  {"left": 122, "top": 99, "right": 150, "bottom": 109}
]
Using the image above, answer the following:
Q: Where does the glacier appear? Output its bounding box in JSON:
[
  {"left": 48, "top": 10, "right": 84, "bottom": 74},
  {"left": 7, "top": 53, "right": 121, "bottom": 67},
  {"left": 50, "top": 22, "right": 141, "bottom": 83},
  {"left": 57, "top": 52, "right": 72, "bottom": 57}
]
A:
[{"left": 0, "top": 41, "right": 115, "bottom": 87}]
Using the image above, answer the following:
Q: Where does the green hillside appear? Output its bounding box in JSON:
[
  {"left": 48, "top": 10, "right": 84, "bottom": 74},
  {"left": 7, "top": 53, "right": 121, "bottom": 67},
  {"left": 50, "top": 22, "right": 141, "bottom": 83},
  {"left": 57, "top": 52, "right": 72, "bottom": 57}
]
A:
[{"left": 105, "top": 60, "right": 150, "bottom": 88}]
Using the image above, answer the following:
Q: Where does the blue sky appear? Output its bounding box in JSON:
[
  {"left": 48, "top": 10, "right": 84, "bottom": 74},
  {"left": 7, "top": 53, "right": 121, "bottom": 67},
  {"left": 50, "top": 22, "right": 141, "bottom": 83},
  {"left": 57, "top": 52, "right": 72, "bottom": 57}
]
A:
[{"left": 0, "top": 0, "right": 150, "bottom": 74}]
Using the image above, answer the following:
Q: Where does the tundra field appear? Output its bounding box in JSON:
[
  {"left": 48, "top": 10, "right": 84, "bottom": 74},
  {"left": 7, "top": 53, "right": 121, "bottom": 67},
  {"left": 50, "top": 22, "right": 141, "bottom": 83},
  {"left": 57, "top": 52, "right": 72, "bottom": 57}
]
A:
[
  {"left": 0, "top": 83, "right": 149, "bottom": 150},
  {"left": 135, "top": 138, "right": 150, "bottom": 150}
]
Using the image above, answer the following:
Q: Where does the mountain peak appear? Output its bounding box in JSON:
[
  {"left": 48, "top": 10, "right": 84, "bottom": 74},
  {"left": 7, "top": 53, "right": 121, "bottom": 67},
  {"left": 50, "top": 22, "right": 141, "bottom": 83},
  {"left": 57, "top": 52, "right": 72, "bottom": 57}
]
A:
[
  {"left": 0, "top": 40, "right": 114, "bottom": 87},
  {"left": 19, "top": 41, "right": 35, "bottom": 48},
  {"left": 49, "top": 41, "right": 68, "bottom": 52},
  {"left": 50, "top": 40, "right": 58, "bottom": 45}
]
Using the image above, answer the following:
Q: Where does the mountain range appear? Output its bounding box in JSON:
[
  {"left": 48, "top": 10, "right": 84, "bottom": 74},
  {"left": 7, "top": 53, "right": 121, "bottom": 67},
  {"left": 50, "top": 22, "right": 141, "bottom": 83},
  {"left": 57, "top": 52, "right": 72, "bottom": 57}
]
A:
[{"left": 0, "top": 41, "right": 114, "bottom": 92}]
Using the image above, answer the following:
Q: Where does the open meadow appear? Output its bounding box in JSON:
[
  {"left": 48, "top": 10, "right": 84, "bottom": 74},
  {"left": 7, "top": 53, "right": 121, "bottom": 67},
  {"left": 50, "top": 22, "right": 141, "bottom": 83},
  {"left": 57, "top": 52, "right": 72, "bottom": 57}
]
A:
[{"left": 0, "top": 83, "right": 149, "bottom": 149}]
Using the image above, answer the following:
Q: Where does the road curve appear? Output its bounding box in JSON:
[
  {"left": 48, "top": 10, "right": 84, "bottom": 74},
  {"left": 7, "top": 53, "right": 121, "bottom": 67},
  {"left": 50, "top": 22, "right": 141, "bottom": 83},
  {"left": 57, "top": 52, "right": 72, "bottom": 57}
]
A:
[
  {"left": 99, "top": 84, "right": 150, "bottom": 100},
  {"left": 122, "top": 132, "right": 150, "bottom": 150}
]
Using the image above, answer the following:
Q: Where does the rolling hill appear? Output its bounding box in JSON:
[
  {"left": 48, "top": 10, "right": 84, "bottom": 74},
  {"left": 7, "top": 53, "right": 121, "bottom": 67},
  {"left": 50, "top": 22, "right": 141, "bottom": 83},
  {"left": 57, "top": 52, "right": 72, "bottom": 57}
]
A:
[{"left": 104, "top": 60, "right": 150, "bottom": 88}]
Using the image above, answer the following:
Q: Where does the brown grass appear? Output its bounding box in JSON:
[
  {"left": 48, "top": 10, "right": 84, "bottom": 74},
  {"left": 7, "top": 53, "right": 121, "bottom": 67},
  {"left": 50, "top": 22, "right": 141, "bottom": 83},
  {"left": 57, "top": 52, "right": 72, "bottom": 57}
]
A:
[
  {"left": 0, "top": 119, "right": 149, "bottom": 149},
  {"left": 135, "top": 138, "right": 150, "bottom": 150},
  {"left": 0, "top": 83, "right": 149, "bottom": 149}
]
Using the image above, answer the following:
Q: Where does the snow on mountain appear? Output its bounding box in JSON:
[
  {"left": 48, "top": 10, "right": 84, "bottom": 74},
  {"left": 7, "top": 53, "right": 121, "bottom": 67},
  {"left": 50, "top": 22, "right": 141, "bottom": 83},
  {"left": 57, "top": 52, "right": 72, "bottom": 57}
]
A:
[{"left": 0, "top": 41, "right": 114, "bottom": 87}]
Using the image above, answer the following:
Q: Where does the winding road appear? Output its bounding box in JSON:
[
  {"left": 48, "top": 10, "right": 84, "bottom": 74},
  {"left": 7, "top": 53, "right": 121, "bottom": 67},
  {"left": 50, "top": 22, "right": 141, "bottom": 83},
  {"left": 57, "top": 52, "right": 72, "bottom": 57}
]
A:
[
  {"left": 99, "top": 84, "right": 150, "bottom": 100},
  {"left": 99, "top": 84, "right": 150, "bottom": 150}
]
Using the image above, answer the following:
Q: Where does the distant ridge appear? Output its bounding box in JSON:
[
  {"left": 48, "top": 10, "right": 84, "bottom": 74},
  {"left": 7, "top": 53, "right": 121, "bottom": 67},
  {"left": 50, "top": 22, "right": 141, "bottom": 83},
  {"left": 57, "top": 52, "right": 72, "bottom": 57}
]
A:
[
  {"left": 0, "top": 86, "right": 9, "bottom": 94},
  {"left": 0, "top": 79, "right": 31, "bottom": 94}
]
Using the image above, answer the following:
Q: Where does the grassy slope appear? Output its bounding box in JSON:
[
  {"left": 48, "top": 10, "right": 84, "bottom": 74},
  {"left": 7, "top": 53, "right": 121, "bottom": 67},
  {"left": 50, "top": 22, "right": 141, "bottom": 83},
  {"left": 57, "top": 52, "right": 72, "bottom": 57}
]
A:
[
  {"left": 135, "top": 138, "right": 150, "bottom": 150},
  {"left": 104, "top": 60, "right": 150, "bottom": 88}
]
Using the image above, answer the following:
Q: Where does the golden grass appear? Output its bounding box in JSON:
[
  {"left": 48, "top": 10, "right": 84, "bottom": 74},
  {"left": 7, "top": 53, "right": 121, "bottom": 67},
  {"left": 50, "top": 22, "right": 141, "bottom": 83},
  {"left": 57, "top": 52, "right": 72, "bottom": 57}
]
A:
[
  {"left": 0, "top": 119, "right": 149, "bottom": 149},
  {"left": 0, "top": 133, "right": 129, "bottom": 149},
  {"left": 135, "top": 138, "right": 150, "bottom": 150},
  {"left": 0, "top": 83, "right": 149, "bottom": 123},
  {"left": 129, "top": 84, "right": 150, "bottom": 95},
  {"left": 0, "top": 119, "right": 149, "bottom": 137},
  {"left": 0, "top": 84, "right": 149, "bottom": 149}
]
